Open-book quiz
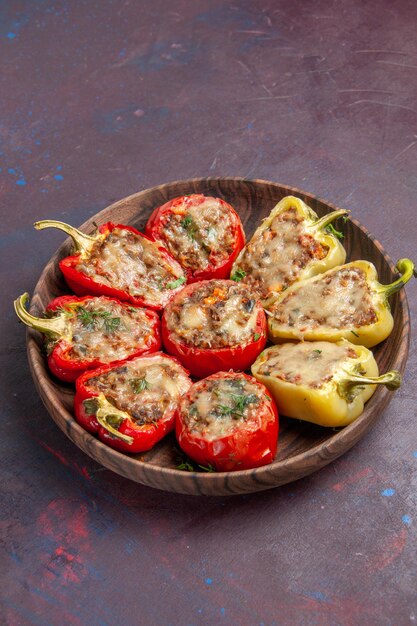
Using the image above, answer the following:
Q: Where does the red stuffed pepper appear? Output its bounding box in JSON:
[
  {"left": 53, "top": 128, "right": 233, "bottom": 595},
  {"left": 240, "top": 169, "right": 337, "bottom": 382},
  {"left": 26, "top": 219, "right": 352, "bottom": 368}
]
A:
[
  {"left": 34, "top": 220, "right": 186, "bottom": 311},
  {"left": 145, "top": 194, "right": 245, "bottom": 283},
  {"left": 14, "top": 293, "right": 161, "bottom": 382},
  {"left": 175, "top": 371, "right": 279, "bottom": 471},
  {"left": 75, "top": 352, "right": 192, "bottom": 453},
  {"left": 162, "top": 279, "right": 267, "bottom": 378}
]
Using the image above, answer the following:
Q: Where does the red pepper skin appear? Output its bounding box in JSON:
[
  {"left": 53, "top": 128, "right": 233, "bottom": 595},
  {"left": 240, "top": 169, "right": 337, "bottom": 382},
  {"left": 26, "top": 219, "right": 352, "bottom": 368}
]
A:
[
  {"left": 59, "top": 222, "right": 186, "bottom": 311},
  {"left": 161, "top": 282, "right": 267, "bottom": 378},
  {"left": 74, "top": 353, "right": 192, "bottom": 453},
  {"left": 145, "top": 195, "right": 245, "bottom": 283},
  {"left": 45, "top": 295, "right": 161, "bottom": 383},
  {"left": 175, "top": 372, "right": 279, "bottom": 471}
]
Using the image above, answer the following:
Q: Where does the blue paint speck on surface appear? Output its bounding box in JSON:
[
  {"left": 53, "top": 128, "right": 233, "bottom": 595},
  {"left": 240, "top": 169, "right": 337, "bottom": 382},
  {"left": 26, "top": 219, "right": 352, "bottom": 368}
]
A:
[
  {"left": 220, "top": 608, "right": 226, "bottom": 616},
  {"left": 205, "top": 578, "right": 212, "bottom": 585},
  {"left": 56, "top": 165, "right": 62, "bottom": 170},
  {"left": 247, "top": 121, "right": 254, "bottom": 130},
  {"left": 304, "top": 590, "right": 330, "bottom": 602},
  {"left": 16, "top": 179, "right": 26, "bottom": 186},
  {"left": 7, "top": 32, "right": 16, "bottom": 39},
  {"left": 54, "top": 174, "right": 63, "bottom": 181},
  {"left": 381, "top": 488, "right": 396, "bottom": 497},
  {"left": 119, "top": 47, "right": 127, "bottom": 57},
  {"left": 402, "top": 515, "right": 411, "bottom": 526},
  {"left": 413, "top": 451, "right": 417, "bottom": 458},
  {"left": 8, "top": 168, "right": 17, "bottom": 175}
]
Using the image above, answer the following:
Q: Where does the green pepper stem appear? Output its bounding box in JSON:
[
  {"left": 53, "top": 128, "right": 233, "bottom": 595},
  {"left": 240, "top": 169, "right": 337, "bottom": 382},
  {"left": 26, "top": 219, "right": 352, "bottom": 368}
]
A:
[
  {"left": 376, "top": 258, "right": 415, "bottom": 298},
  {"left": 34, "top": 219, "right": 98, "bottom": 255},
  {"left": 14, "top": 293, "right": 67, "bottom": 337},
  {"left": 95, "top": 394, "right": 134, "bottom": 445},
  {"left": 338, "top": 369, "right": 402, "bottom": 399},
  {"left": 311, "top": 209, "right": 349, "bottom": 231}
]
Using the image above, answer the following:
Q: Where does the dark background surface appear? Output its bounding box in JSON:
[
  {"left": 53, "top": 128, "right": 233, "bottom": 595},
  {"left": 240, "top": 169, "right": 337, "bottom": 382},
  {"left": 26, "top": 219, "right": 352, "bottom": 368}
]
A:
[{"left": 1, "top": 1, "right": 417, "bottom": 624}]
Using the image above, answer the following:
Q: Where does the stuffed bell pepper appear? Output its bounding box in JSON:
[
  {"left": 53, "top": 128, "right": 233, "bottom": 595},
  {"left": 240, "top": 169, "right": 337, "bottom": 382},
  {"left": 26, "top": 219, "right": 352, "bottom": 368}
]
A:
[
  {"left": 231, "top": 195, "right": 348, "bottom": 306},
  {"left": 14, "top": 293, "right": 161, "bottom": 382},
  {"left": 162, "top": 279, "right": 267, "bottom": 378},
  {"left": 175, "top": 371, "right": 279, "bottom": 471},
  {"left": 251, "top": 340, "right": 401, "bottom": 427},
  {"left": 34, "top": 220, "right": 186, "bottom": 311},
  {"left": 75, "top": 352, "right": 192, "bottom": 453},
  {"left": 267, "top": 258, "right": 414, "bottom": 347},
  {"left": 145, "top": 194, "right": 245, "bottom": 282}
]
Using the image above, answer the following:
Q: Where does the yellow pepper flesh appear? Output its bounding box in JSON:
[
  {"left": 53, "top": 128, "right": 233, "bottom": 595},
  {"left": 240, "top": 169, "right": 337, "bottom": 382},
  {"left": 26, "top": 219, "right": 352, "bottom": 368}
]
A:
[
  {"left": 267, "top": 258, "right": 415, "bottom": 348},
  {"left": 231, "top": 196, "right": 348, "bottom": 306},
  {"left": 251, "top": 340, "right": 401, "bottom": 427}
]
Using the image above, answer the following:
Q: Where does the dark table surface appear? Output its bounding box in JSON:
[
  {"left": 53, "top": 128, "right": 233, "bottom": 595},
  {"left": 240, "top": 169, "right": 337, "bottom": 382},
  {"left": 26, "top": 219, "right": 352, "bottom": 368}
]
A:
[{"left": 2, "top": 1, "right": 417, "bottom": 624}]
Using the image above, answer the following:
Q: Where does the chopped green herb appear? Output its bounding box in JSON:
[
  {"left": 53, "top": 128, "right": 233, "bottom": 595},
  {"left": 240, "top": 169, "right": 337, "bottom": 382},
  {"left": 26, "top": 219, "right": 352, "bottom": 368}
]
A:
[
  {"left": 181, "top": 215, "right": 198, "bottom": 240},
  {"left": 326, "top": 223, "right": 344, "bottom": 239},
  {"left": 129, "top": 377, "right": 150, "bottom": 393},
  {"left": 83, "top": 398, "right": 99, "bottom": 415},
  {"left": 351, "top": 330, "right": 359, "bottom": 337},
  {"left": 77, "top": 307, "right": 121, "bottom": 333},
  {"left": 128, "top": 306, "right": 137, "bottom": 312},
  {"left": 198, "top": 463, "right": 215, "bottom": 473},
  {"left": 342, "top": 215, "right": 349, "bottom": 223},
  {"left": 231, "top": 268, "right": 246, "bottom": 282},
  {"left": 189, "top": 405, "right": 199, "bottom": 416},
  {"left": 253, "top": 332, "right": 261, "bottom": 341},
  {"left": 313, "top": 349, "right": 322, "bottom": 354},
  {"left": 176, "top": 461, "right": 195, "bottom": 472},
  {"left": 167, "top": 275, "right": 186, "bottom": 290},
  {"left": 103, "top": 316, "right": 121, "bottom": 333}
]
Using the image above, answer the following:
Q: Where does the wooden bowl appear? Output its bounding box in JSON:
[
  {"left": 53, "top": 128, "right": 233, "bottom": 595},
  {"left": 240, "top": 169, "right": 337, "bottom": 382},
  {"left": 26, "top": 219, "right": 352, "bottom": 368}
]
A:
[{"left": 27, "top": 178, "right": 410, "bottom": 496}]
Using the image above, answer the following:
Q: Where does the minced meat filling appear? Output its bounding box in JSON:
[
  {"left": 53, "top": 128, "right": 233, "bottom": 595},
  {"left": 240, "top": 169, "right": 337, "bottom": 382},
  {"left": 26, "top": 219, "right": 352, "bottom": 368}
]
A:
[
  {"left": 182, "top": 375, "right": 265, "bottom": 440},
  {"left": 76, "top": 228, "right": 184, "bottom": 306},
  {"left": 51, "top": 297, "right": 155, "bottom": 363},
  {"left": 158, "top": 196, "right": 237, "bottom": 272},
  {"left": 234, "top": 207, "right": 329, "bottom": 300},
  {"left": 269, "top": 267, "right": 377, "bottom": 332},
  {"left": 257, "top": 342, "right": 358, "bottom": 389},
  {"left": 165, "top": 280, "right": 260, "bottom": 349},
  {"left": 85, "top": 356, "right": 191, "bottom": 426}
]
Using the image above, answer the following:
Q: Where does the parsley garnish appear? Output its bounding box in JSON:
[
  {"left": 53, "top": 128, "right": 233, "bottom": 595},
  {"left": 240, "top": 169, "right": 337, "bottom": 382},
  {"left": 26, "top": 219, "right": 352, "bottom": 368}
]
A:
[
  {"left": 313, "top": 349, "right": 322, "bottom": 354},
  {"left": 166, "top": 275, "right": 186, "bottom": 290},
  {"left": 181, "top": 215, "right": 198, "bottom": 240},
  {"left": 326, "top": 223, "right": 344, "bottom": 239},
  {"left": 231, "top": 268, "right": 246, "bottom": 282},
  {"left": 351, "top": 330, "right": 359, "bottom": 337},
  {"left": 129, "top": 377, "right": 150, "bottom": 393},
  {"left": 253, "top": 332, "right": 261, "bottom": 341}
]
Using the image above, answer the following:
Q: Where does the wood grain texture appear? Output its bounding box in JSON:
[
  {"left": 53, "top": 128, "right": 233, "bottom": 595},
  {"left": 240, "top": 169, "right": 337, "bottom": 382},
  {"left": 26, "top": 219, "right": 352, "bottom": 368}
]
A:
[{"left": 27, "top": 178, "right": 410, "bottom": 496}]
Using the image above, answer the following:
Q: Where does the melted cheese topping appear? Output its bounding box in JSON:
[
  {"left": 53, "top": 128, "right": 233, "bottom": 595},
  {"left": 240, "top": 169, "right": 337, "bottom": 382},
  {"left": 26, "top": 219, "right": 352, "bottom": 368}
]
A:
[
  {"left": 257, "top": 342, "right": 358, "bottom": 388},
  {"left": 77, "top": 228, "right": 184, "bottom": 306},
  {"left": 234, "top": 207, "right": 328, "bottom": 300},
  {"left": 86, "top": 355, "right": 191, "bottom": 425},
  {"left": 165, "top": 280, "right": 261, "bottom": 349},
  {"left": 182, "top": 375, "right": 266, "bottom": 440},
  {"left": 157, "top": 195, "right": 237, "bottom": 272},
  {"left": 269, "top": 267, "right": 377, "bottom": 332},
  {"left": 54, "top": 297, "right": 156, "bottom": 363}
]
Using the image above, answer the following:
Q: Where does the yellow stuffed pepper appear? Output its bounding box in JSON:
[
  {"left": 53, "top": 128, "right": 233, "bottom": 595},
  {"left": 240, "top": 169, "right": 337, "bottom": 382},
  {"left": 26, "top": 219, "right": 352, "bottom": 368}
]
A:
[
  {"left": 251, "top": 340, "right": 401, "bottom": 427},
  {"left": 230, "top": 195, "right": 348, "bottom": 306},
  {"left": 267, "top": 258, "right": 414, "bottom": 348}
]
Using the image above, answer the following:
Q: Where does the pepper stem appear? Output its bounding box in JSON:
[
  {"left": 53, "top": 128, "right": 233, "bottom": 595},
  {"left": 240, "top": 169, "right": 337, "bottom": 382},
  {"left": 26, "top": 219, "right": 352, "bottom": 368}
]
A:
[
  {"left": 14, "top": 293, "right": 67, "bottom": 337},
  {"left": 34, "top": 219, "right": 98, "bottom": 255},
  {"left": 338, "top": 369, "right": 402, "bottom": 401},
  {"left": 95, "top": 394, "right": 134, "bottom": 445},
  {"left": 376, "top": 258, "right": 415, "bottom": 298},
  {"left": 311, "top": 209, "right": 349, "bottom": 231}
]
